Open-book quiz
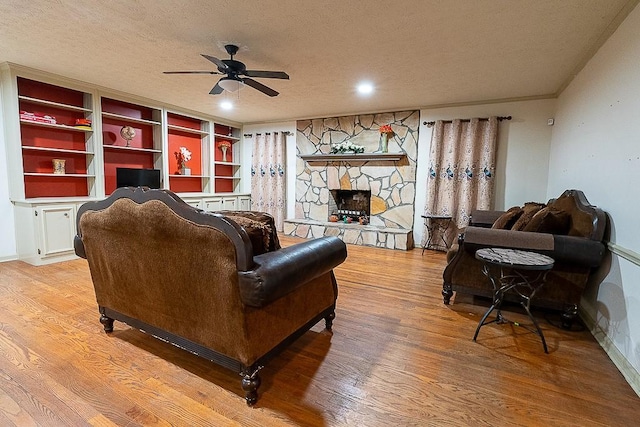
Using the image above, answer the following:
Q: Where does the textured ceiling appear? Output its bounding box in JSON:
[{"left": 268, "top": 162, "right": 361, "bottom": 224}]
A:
[{"left": 0, "top": 0, "right": 637, "bottom": 124}]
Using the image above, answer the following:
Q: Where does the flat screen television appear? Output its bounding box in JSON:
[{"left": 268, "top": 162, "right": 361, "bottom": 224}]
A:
[{"left": 116, "top": 168, "right": 161, "bottom": 189}]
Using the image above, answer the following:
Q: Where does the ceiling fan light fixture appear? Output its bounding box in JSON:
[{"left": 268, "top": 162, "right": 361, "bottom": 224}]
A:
[
  {"left": 220, "top": 100, "right": 234, "bottom": 110},
  {"left": 218, "top": 77, "right": 244, "bottom": 92}
]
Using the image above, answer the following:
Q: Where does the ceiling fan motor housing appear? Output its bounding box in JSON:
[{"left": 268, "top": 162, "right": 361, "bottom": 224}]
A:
[{"left": 166, "top": 43, "right": 288, "bottom": 97}]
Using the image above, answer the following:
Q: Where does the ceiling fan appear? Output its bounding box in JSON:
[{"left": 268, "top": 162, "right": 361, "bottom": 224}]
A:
[{"left": 163, "top": 44, "right": 289, "bottom": 97}]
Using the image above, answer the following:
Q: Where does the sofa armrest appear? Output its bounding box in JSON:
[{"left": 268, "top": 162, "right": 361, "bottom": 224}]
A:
[
  {"left": 462, "top": 226, "right": 605, "bottom": 267},
  {"left": 238, "top": 236, "right": 347, "bottom": 308}
]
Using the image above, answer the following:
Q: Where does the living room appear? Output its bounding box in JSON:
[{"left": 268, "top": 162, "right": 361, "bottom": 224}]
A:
[{"left": 1, "top": 0, "right": 639, "bottom": 424}]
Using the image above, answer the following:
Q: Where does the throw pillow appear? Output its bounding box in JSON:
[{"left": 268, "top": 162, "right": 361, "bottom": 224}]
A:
[
  {"left": 523, "top": 207, "right": 570, "bottom": 234},
  {"left": 491, "top": 206, "right": 523, "bottom": 229},
  {"left": 220, "top": 211, "right": 281, "bottom": 255},
  {"left": 511, "top": 202, "right": 546, "bottom": 231}
]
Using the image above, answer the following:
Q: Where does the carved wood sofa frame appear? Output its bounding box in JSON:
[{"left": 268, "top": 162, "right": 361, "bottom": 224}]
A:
[{"left": 74, "top": 187, "right": 347, "bottom": 405}]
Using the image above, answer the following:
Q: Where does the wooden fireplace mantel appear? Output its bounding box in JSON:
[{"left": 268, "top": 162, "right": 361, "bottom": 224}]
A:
[{"left": 300, "top": 153, "right": 407, "bottom": 162}]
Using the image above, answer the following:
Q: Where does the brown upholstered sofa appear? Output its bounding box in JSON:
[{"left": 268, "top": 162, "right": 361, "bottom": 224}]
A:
[
  {"left": 442, "top": 190, "right": 606, "bottom": 327},
  {"left": 74, "top": 187, "right": 347, "bottom": 405}
]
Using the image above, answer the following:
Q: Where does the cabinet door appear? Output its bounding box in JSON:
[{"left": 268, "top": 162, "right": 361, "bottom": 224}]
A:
[
  {"left": 181, "top": 198, "right": 202, "bottom": 209},
  {"left": 238, "top": 196, "right": 251, "bottom": 211},
  {"left": 203, "top": 198, "right": 223, "bottom": 212},
  {"left": 222, "top": 197, "right": 237, "bottom": 211},
  {"left": 37, "top": 205, "right": 76, "bottom": 256}
]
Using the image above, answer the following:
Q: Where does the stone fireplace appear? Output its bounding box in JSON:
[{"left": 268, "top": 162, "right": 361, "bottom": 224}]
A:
[
  {"left": 329, "top": 190, "right": 371, "bottom": 221},
  {"left": 283, "top": 110, "right": 419, "bottom": 250}
]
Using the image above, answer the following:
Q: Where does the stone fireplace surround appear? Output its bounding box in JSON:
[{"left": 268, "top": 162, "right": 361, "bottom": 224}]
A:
[{"left": 284, "top": 110, "right": 419, "bottom": 250}]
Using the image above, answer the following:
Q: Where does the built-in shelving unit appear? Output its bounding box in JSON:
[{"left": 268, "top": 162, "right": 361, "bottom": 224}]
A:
[
  {"left": 2, "top": 65, "right": 249, "bottom": 265},
  {"left": 167, "top": 112, "right": 209, "bottom": 194},
  {"left": 17, "top": 77, "right": 95, "bottom": 198},
  {"left": 213, "top": 123, "right": 241, "bottom": 193},
  {"left": 101, "top": 97, "right": 163, "bottom": 195}
]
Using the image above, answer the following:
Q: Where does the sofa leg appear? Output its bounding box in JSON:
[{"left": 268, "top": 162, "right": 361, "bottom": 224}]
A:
[
  {"left": 241, "top": 367, "right": 262, "bottom": 406},
  {"left": 325, "top": 311, "right": 336, "bottom": 331},
  {"left": 561, "top": 304, "right": 579, "bottom": 330},
  {"left": 99, "top": 314, "right": 114, "bottom": 333},
  {"left": 442, "top": 283, "right": 453, "bottom": 305}
]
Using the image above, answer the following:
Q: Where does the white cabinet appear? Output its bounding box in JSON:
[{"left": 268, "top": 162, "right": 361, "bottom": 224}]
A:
[
  {"left": 222, "top": 196, "right": 237, "bottom": 211},
  {"left": 37, "top": 205, "right": 76, "bottom": 256},
  {"left": 203, "top": 198, "right": 223, "bottom": 212},
  {"left": 14, "top": 201, "right": 80, "bottom": 265},
  {"left": 201, "top": 194, "right": 250, "bottom": 212},
  {"left": 182, "top": 198, "right": 202, "bottom": 209},
  {"left": 239, "top": 195, "right": 251, "bottom": 211}
]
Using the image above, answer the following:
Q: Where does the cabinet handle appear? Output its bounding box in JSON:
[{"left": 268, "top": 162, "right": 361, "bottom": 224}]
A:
[{"left": 64, "top": 213, "right": 69, "bottom": 217}]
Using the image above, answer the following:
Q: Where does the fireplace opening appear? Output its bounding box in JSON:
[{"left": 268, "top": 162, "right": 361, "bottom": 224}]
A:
[{"left": 329, "top": 190, "right": 371, "bottom": 223}]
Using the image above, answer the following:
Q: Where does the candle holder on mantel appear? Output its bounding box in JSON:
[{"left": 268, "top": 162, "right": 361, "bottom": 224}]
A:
[{"left": 219, "top": 140, "right": 232, "bottom": 162}]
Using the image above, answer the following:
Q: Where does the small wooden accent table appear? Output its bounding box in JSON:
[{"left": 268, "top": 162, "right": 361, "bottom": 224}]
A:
[{"left": 473, "top": 248, "right": 555, "bottom": 353}]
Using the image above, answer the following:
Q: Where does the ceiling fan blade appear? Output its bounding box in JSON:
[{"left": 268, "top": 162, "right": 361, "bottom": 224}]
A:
[
  {"left": 201, "top": 54, "right": 228, "bottom": 71},
  {"left": 209, "top": 82, "right": 224, "bottom": 95},
  {"left": 244, "top": 70, "right": 289, "bottom": 79},
  {"left": 163, "top": 71, "right": 221, "bottom": 74},
  {"left": 242, "top": 78, "right": 279, "bottom": 97}
]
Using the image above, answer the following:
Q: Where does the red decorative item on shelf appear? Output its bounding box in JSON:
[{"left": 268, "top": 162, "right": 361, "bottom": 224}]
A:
[{"left": 74, "top": 118, "right": 92, "bottom": 130}]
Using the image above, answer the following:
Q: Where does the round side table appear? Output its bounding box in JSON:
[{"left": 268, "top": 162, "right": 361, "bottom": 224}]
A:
[{"left": 473, "top": 247, "right": 555, "bottom": 353}]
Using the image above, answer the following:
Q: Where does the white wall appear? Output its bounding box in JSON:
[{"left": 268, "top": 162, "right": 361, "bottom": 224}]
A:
[
  {"left": 413, "top": 99, "right": 556, "bottom": 244},
  {"left": 0, "top": 79, "right": 18, "bottom": 261},
  {"left": 547, "top": 5, "right": 640, "bottom": 392}
]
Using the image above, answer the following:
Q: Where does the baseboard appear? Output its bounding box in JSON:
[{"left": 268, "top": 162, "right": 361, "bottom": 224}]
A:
[
  {"left": 0, "top": 254, "right": 18, "bottom": 263},
  {"left": 580, "top": 307, "right": 640, "bottom": 397}
]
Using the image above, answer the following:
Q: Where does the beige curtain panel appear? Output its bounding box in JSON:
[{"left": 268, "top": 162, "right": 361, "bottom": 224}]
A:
[
  {"left": 251, "top": 132, "right": 287, "bottom": 231},
  {"left": 424, "top": 117, "right": 498, "bottom": 247}
]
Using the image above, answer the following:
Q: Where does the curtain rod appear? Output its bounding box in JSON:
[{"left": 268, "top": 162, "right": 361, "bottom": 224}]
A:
[
  {"left": 243, "top": 131, "right": 293, "bottom": 137},
  {"left": 423, "top": 116, "right": 511, "bottom": 127}
]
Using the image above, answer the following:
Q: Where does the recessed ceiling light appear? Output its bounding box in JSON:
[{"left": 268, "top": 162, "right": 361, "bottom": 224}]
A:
[
  {"left": 357, "top": 82, "right": 374, "bottom": 95},
  {"left": 220, "top": 100, "right": 233, "bottom": 110}
]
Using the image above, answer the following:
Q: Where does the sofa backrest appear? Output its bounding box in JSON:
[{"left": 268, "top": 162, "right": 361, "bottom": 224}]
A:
[
  {"left": 75, "top": 187, "right": 258, "bottom": 359},
  {"left": 547, "top": 189, "right": 606, "bottom": 241}
]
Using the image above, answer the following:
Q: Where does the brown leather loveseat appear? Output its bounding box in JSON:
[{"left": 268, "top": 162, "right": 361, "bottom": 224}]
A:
[
  {"left": 442, "top": 189, "right": 606, "bottom": 327},
  {"left": 74, "top": 187, "right": 347, "bottom": 405}
]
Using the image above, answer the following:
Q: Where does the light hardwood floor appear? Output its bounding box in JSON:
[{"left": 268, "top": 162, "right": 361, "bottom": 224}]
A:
[{"left": 0, "top": 236, "right": 638, "bottom": 426}]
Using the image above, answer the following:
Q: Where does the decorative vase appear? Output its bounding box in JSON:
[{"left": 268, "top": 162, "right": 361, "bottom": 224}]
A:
[
  {"left": 179, "top": 162, "right": 191, "bottom": 175},
  {"left": 52, "top": 159, "right": 66, "bottom": 174},
  {"left": 221, "top": 145, "right": 229, "bottom": 162},
  {"left": 379, "top": 133, "right": 389, "bottom": 153}
]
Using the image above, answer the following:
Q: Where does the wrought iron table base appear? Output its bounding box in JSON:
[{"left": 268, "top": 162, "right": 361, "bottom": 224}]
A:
[
  {"left": 473, "top": 258, "right": 552, "bottom": 353},
  {"left": 473, "top": 248, "right": 554, "bottom": 353},
  {"left": 421, "top": 215, "right": 452, "bottom": 254}
]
